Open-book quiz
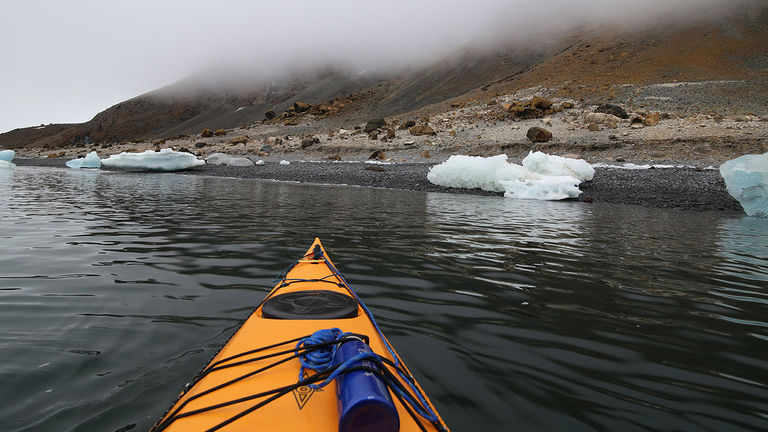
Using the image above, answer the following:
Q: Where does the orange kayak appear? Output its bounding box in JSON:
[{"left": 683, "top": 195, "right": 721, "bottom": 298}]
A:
[{"left": 151, "top": 238, "right": 449, "bottom": 432}]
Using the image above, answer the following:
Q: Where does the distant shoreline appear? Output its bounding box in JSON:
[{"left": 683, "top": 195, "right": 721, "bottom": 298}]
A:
[{"left": 12, "top": 157, "right": 742, "bottom": 212}]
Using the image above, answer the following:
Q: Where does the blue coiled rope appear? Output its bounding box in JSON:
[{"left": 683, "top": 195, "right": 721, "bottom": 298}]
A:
[
  {"left": 277, "top": 247, "right": 440, "bottom": 424},
  {"left": 295, "top": 328, "right": 439, "bottom": 422}
]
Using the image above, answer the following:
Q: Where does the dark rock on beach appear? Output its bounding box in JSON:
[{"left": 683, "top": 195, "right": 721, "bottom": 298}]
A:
[
  {"left": 364, "top": 118, "right": 387, "bottom": 133},
  {"left": 527, "top": 126, "right": 553, "bottom": 142},
  {"left": 595, "top": 104, "right": 629, "bottom": 119},
  {"left": 409, "top": 125, "right": 436, "bottom": 136}
]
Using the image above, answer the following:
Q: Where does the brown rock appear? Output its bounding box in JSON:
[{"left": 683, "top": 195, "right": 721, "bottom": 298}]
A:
[
  {"left": 399, "top": 120, "right": 416, "bottom": 130},
  {"left": 229, "top": 136, "right": 249, "bottom": 144},
  {"left": 264, "top": 110, "right": 276, "bottom": 120},
  {"left": 507, "top": 97, "right": 556, "bottom": 120},
  {"left": 409, "top": 125, "right": 436, "bottom": 136},
  {"left": 368, "top": 131, "right": 379, "bottom": 140},
  {"left": 421, "top": 150, "right": 431, "bottom": 158},
  {"left": 560, "top": 102, "right": 575, "bottom": 110},
  {"left": 588, "top": 123, "right": 601, "bottom": 132},
  {"left": 328, "top": 154, "right": 342, "bottom": 161},
  {"left": 365, "top": 165, "right": 385, "bottom": 172},
  {"left": 214, "top": 129, "right": 227, "bottom": 136},
  {"left": 284, "top": 118, "right": 300, "bottom": 126},
  {"left": 301, "top": 138, "right": 315, "bottom": 148},
  {"left": 526, "top": 127, "right": 553, "bottom": 143},
  {"left": 385, "top": 128, "right": 396, "bottom": 140},
  {"left": 364, "top": 118, "right": 387, "bottom": 133},
  {"left": 531, "top": 97, "right": 552, "bottom": 110},
  {"left": 449, "top": 130, "right": 457, "bottom": 137},
  {"left": 643, "top": 113, "right": 660, "bottom": 126},
  {"left": 293, "top": 102, "right": 311, "bottom": 113},
  {"left": 369, "top": 150, "right": 386, "bottom": 160},
  {"left": 201, "top": 128, "right": 213, "bottom": 138}
]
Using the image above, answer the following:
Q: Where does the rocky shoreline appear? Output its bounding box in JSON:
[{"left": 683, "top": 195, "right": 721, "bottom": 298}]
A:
[{"left": 12, "top": 157, "right": 742, "bottom": 212}]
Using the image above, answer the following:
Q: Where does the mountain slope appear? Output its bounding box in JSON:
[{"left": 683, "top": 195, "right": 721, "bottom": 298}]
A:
[{"left": 2, "top": 3, "right": 767, "bottom": 151}]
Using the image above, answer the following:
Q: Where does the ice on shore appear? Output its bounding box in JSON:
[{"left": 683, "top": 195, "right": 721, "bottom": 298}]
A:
[
  {"left": 523, "top": 152, "right": 594, "bottom": 181},
  {"left": 0, "top": 150, "right": 15, "bottom": 162},
  {"left": 499, "top": 175, "right": 583, "bottom": 200},
  {"left": 101, "top": 148, "right": 204, "bottom": 171},
  {"left": 280, "top": 160, "right": 290, "bottom": 166},
  {"left": 66, "top": 151, "right": 101, "bottom": 169},
  {"left": 205, "top": 153, "right": 254, "bottom": 167},
  {"left": 427, "top": 152, "right": 592, "bottom": 200},
  {"left": 720, "top": 152, "right": 768, "bottom": 217}
]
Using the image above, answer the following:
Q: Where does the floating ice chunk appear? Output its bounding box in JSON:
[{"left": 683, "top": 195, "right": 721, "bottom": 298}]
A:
[
  {"left": 720, "top": 152, "right": 768, "bottom": 217},
  {"left": 101, "top": 148, "right": 204, "bottom": 171},
  {"left": 66, "top": 151, "right": 101, "bottom": 169},
  {"left": 205, "top": 153, "right": 254, "bottom": 167},
  {"left": 0, "top": 160, "right": 15, "bottom": 169},
  {"left": 523, "top": 151, "right": 594, "bottom": 181},
  {"left": 254, "top": 160, "right": 265, "bottom": 166},
  {"left": 500, "top": 176, "right": 582, "bottom": 200},
  {"left": 428, "top": 153, "right": 591, "bottom": 200},
  {"left": 280, "top": 160, "right": 290, "bottom": 166},
  {"left": 0, "top": 150, "right": 15, "bottom": 162}
]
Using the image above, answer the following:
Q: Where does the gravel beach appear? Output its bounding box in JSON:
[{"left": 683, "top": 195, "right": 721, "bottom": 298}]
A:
[{"left": 12, "top": 157, "right": 742, "bottom": 212}]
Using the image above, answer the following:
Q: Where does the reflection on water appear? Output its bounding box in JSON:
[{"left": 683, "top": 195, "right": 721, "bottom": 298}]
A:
[{"left": 0, "top": 167, "right": 766, "bottom": 432}]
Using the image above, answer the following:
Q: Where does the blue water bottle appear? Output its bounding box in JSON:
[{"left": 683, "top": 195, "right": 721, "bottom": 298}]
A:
[{"left": 334, "top": 338, "right": 400, "bottom": 432}]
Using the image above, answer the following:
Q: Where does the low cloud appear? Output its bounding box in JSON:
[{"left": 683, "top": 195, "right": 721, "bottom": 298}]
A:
[{"left": 0, "top": 0, "right": 760, "bottom": 132}]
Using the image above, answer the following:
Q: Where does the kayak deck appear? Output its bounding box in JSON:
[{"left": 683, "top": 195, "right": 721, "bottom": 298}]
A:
[{"left": 152, "top": 238, "right": 448, "bottom": 432}]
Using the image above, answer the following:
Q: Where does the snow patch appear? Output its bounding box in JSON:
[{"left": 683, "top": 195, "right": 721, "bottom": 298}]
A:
[
  {"left": 101, "top": 149, "right": 204, "bottom": 171},
  {"left": 365, "top": 160, "right": 394, "bottom": 165},
  {"left": 205, "top": 153, "right": 254, "bottom": 167}
]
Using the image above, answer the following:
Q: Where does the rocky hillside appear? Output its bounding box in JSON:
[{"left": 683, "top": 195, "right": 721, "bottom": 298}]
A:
[{"left": 2, "top": 3, "right": 766, "bottom": 151}]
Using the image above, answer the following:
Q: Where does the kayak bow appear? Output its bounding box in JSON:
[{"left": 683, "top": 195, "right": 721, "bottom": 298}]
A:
[{"left": 151, "top": 238, "right": 449, "bottom": 432}]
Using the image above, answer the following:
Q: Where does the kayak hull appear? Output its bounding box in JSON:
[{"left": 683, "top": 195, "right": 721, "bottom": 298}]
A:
[{"left": 152, "top": 238, "right": 448, "bottom": 432}]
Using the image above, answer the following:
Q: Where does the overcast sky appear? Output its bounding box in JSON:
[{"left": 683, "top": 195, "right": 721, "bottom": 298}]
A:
[{"left": 0, "top": 0, "right": 753, "bottom": 133}]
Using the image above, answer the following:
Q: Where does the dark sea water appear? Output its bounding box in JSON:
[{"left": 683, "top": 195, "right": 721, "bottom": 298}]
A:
[{"left": 1, "top": 166, "right": 767, "bottom": 432}]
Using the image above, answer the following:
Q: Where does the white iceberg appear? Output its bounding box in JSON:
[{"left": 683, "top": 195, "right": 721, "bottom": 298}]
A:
[
  {"left": 0, "top": 150, "right": 15, "bottom": 162},
  {"left": 101, "top": 148, "right": 204, "bottom": 171},
  {"left": 426, "top": 154, "right": 511, "bottom": 192},
  {"left": 427, "top": 152, "right": 591, "bottom": 200},
  {"left": 280, "top": 160, "right": 291, "bottom": 166},
  {"left": 499, "top": 176, "right": 583, "bottom": 200},
  {"left": 523, "top": 151, "right": 594, "bottom": 181},
  {"left": 720, "top": 152, "right": 768, "bottom": 217},
  {"left": 0, "top": 160, "right": 15, "bottom": 169},
  {"left": 66, "top": 151, "right": 101, "bottom": 169},
  {"left": 205, "top": 153, "right": 254, "bottom": 167},
  {"left": 255, "top": 159, "right": 265, "bottom": 166}
]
